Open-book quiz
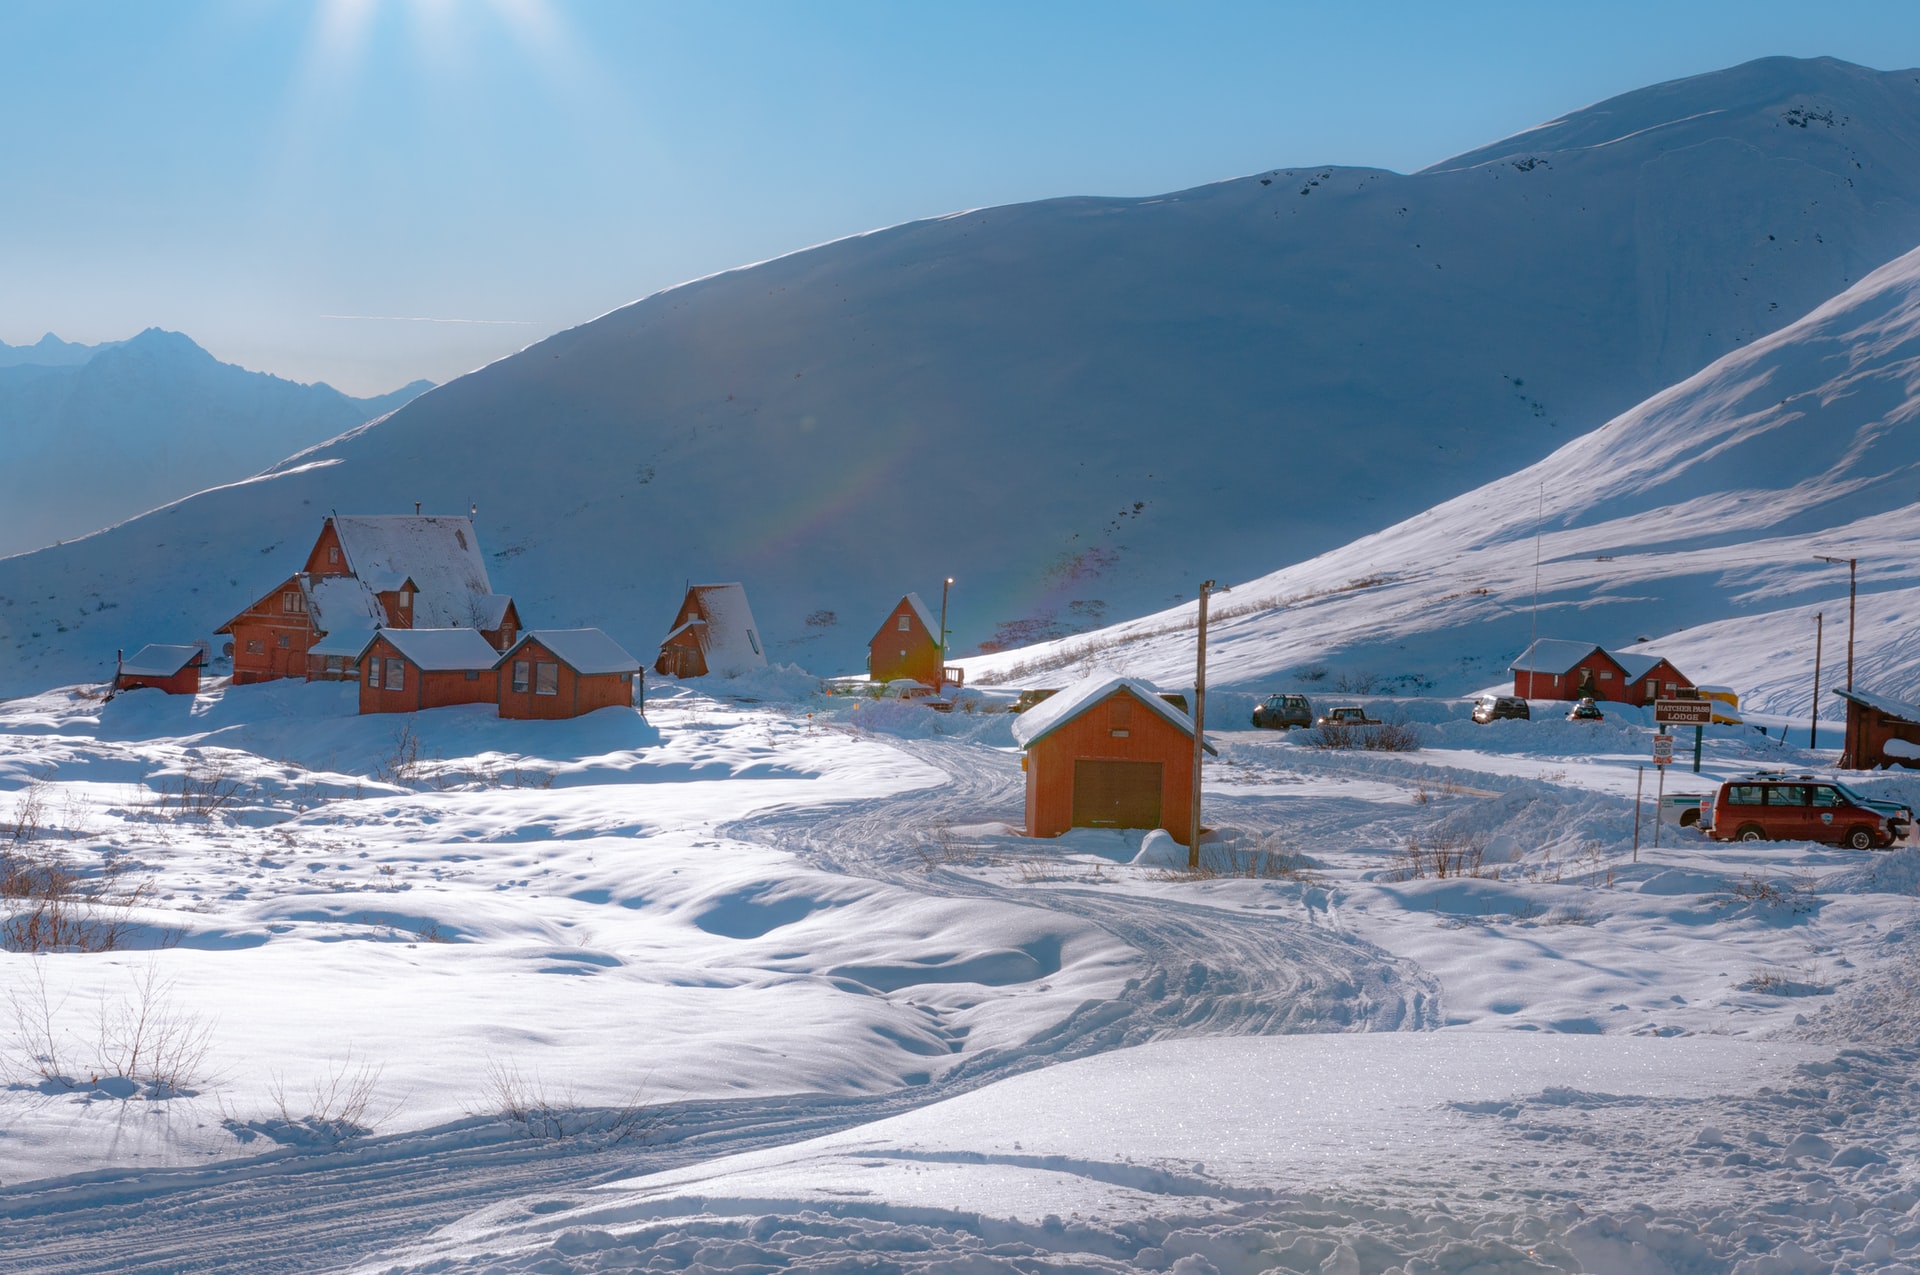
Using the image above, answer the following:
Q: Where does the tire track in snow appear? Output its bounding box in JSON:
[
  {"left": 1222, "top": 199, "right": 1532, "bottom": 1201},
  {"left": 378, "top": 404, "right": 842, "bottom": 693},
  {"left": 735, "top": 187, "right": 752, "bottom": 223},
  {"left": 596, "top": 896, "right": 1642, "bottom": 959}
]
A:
[{"left": 0, "top": 734, "right": 1436, "bottom": 1274}]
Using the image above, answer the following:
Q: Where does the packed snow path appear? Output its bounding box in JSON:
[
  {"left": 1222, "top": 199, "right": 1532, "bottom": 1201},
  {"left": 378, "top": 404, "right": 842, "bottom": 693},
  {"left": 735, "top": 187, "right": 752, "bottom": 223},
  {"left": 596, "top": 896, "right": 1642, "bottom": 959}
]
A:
[{"left": 723, "top": 736, "right": 1444, "bottom": 1055}]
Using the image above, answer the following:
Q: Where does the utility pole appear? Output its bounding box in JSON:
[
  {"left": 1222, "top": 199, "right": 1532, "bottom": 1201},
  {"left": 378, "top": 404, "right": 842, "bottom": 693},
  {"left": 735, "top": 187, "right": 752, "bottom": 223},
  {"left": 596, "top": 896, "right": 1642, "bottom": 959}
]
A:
[
  {"left": 937, "top": 577, "right": 953, "bottom": 690},
  {"left": 1189, "top": 580, "right": 1217, "bottom": 868},
  {"left": 1810, "top": 612, "right": 1823, "bottom": 751},
  {"left": 1813, "top": 555, "right": 1857, "bottom": 691}
]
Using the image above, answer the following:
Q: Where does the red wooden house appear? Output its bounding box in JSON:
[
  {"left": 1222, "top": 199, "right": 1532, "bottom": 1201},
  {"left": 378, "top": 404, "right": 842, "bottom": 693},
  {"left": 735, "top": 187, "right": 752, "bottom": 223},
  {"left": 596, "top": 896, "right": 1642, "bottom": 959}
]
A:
[
  {"left": 114, "top": 644, "right": 206, "bottom": 696},
  {"left": 868, "top": 593, "right": 942, "bottom": 685},
  {"left": 1010, "top": 674, "right": 1215, "bottom": 846},
  {"left": 656, "top": 583, "right": 766, "bottom": 679},
  {"left": 218, "top": 514, "right": 518, "bottom": 685},
  {"left": 1834, "top": 688, "right": 1920, "bottom": 770},
  {"left": 497, "top": 630, "right": 643, "bottom": 720},
  {"left": 354, "top": 628, "right": 502, "bottom": 715},
  {"left": 1509, "top": 640, "right": 1694, "bottom": 704},
  {"left": 1614, "top": 653, "right": 1695, "bottom": 705}
]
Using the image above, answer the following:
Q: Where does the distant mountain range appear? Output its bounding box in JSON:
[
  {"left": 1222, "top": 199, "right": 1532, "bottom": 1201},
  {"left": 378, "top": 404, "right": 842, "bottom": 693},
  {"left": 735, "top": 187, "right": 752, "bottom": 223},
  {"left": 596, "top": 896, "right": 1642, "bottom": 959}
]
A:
[
  {"left": 0, "top": 330, "right": 430, "bottom": 557},
  {"left": 1, "top": 56, "right": 1918, "bottom": 697}
]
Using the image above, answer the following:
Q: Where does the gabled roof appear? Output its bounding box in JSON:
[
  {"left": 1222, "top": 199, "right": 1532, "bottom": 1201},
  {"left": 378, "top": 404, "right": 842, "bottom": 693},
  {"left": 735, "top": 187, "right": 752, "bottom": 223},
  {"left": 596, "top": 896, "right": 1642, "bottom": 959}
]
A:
[
  {"left": 1613, "top": 652, "right": 1663, "bottom": 680},
  {"left": 1509, "top": 639, "right": 1611, "bottom": 675},
  {"left": 501, "top": 629, "right": 641, "bottom": 676},
  {"left": 215, "top": 574, "right": 308, "bottom": 635},
  {"left": 1010, "top": 673, "right": 1215, "bottom": 755},
  {"left": 1835, "top": 687, "right": 1920, "bottom": 724},
  {"left": 872, "top": 592, "right": 941, "bottom": 644},
  {"left": 668, "top": 583, "right": 766, "bottom": 674},
  {"left": 368, "top": 627, "right": 502, "bottom": 671},
  {"left": 120, "top": 644, "right": 203, "bottom": 677},
  {"left": 329, "top": 516, "right": 495, "bottom": 628},
  {"left": 473, "top": 594, "right": 516, "bottom": 630}
]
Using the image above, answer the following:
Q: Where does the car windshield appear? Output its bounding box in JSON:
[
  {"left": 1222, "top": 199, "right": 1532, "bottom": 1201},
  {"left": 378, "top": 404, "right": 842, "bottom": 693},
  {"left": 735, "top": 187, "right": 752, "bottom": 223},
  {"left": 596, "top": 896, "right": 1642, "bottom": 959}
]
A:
[{"left": 1830, "top": 783, "right": 1877, "bottom": 807}]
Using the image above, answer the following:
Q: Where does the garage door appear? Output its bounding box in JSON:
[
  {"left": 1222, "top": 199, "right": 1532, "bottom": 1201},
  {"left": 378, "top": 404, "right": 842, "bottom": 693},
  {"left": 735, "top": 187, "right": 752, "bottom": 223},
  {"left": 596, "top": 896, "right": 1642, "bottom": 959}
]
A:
[{"left": 1072, "top": 759, "right": 1163, "bottom": 830}]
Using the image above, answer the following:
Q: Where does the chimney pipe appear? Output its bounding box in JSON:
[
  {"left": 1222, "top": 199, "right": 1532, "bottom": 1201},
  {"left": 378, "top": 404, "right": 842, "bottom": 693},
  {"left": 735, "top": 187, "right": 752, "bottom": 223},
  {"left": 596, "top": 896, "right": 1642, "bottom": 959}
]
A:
[{"left": 415, "top": 502, "right": 422, "bottom": 515}]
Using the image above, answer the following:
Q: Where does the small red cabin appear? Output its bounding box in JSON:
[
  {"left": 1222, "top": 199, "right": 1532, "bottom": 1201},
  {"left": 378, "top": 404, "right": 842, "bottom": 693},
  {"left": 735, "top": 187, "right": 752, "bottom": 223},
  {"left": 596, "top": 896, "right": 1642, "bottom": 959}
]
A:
[
  {"left": 656, "top": 584, "right": 767, "bottom": 679},
  {"left": 497, "top": 630, "right": 643, "bottom": 720},
  {"left": 1010, "top": 674, "right": 1214, "bottom": 846},
  {"left": 1835, "top": 688, "right": 1920, "bottom": 771},
  {"left": 115, "top": 644, "right": 206, "bottom": 696},
  {"left": 1616, "top": 653, "right": 1695, "bottom": 705},
  {"left": 868, "top": 593, "right": 942, "bottom": 686},
  {"left": 354, "top": 629, "right": 501, "bottom": 715}
]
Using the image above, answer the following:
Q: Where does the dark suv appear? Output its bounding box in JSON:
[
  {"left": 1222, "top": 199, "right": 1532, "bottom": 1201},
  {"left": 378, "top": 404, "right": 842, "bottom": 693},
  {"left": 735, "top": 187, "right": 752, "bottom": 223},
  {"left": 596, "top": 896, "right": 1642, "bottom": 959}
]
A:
[
  {"left": 1252, "top": 693, "right": 1313, "bottom": 730},
  {"left": 1709, "top": 775, "right": 1911, "bottom": 849},
  {"left": 1472, "top": 695, "right": 1530, "bottom": 723}
]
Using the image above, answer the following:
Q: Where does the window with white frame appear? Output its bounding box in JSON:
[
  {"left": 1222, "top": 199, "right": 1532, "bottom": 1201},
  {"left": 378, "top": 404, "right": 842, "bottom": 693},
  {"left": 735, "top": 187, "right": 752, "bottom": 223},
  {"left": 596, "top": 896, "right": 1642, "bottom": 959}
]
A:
[
  {"left": 513, "top": 661, "right": 530, "bottom": 693},
  {"left": 535, "top": 662, "right": 559, "bottom": 695},
  {"left": 368, "top": 659, "right": 383, "bottom": 688}
]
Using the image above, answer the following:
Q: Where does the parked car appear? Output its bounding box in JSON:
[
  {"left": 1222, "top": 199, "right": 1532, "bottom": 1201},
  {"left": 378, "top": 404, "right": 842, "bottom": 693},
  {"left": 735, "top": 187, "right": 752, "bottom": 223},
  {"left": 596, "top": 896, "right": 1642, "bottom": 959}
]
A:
[
  {"left": 1708, "top": 774, "right": 1911, "bottom": 849},
  {"left": 1252, "top": 693, "right": 1314, "bottom": 730},
  {"left": 1566, "top": 697, "right": 1605, "bottom": 722},
  {"left": 1315, "top": 706, "right": 1380, "bottom": 727},
  {"left": 880, "top": 679, "right": 953, "bottom": 711},
  {"left": 1472, "top": 695, "right": 1530, "bottom": 723}
]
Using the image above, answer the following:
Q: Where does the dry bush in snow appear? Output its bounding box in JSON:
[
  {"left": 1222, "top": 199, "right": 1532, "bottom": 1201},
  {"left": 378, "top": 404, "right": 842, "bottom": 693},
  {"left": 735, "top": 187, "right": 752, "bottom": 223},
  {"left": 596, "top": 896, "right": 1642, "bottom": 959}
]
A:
[
  {"left": 1, "top": 844, "right": 152, "bottom": 953},
  {"left": 480, "top": 1055, "right": 661, "bottom": 1145},
  {"left": 4, "top": 961, "right": 217, "bottom": 1095},
  {"left": 1388, "top": 831, "right": 1490, "bottom": 880}
]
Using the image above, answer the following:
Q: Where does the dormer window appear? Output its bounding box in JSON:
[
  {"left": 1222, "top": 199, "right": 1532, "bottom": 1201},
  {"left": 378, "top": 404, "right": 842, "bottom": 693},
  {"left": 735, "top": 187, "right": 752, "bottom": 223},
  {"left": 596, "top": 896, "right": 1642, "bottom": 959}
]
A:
[
  {"left": 398, "top": 590, "right": 412, "bottom": 611},
  {"left": 898, "top": 615, "right": 911, "bottom": 631},
  {"left": 282, "top": 590, "right": 306, "bottom": 614},
  {"left": 327, "top": 547, "right": 339, "bottom": 565}
]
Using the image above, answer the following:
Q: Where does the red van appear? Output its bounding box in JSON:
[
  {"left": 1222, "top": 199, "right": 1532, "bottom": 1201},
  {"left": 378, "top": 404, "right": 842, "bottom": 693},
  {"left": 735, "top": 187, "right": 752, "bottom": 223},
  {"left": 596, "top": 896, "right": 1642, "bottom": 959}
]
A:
[{"left": 1708, "top": 775, "right": 1911, "bottom": 849}]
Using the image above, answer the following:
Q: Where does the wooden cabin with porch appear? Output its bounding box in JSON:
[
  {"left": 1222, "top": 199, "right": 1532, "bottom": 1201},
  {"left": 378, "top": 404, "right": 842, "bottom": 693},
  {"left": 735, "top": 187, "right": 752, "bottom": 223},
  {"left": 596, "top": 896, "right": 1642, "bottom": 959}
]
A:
[
  {"left": 1010, "top": 673, "right": 1215, "bottom": 846},
  {"left": 868, "top": 592, "right": 943, "bottom": 686},
  {"left": 497, "top": 629, "right": 643, "bottom": 720},
  {"left": 217, "top": 513, "right": 517, "bottom": 685}
]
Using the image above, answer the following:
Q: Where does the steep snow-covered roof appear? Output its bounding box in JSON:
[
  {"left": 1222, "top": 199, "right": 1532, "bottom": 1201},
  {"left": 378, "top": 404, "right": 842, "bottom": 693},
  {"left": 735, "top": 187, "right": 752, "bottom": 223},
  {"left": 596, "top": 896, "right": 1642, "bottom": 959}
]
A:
[
  {"left": 306, "top": 575, "right": 381, "bottom": 633},
  {"left": 1509, "top": 640, "right": 1609, "bottom": 675},
  {"left": 1613, "top": 652, "right": 1663, "bottom": 680},
  {"left": 504, "top": 629, "right": 641, "bottom": 675},
  {"left": 1010, "top": 673, "right": 1212, "bottom": 754},
  {"left": 473, "top": 594, "right": 515, "bottom": 630},
  {"left": 684, "top": 583, "right": 766, "bottom": 676},
  {"left": 330, "top": 516, "right": 494, "bottom": 628},
  {"left": 873, "top": 592, "right": 941, "bottom": 643},
  {"left": 119, "top": 644, "right": 202, "bottom": 677},
  {"left": 373, "top": 627, "right": 502, "bottom": 671},
  {"left": 1836, "top": 688, "right": 1920, "bottom": 724}
]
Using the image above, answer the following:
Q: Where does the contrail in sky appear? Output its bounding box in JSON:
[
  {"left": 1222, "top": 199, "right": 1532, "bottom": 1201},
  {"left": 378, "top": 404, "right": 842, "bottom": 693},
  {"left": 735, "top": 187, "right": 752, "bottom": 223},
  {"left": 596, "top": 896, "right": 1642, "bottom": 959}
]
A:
[{"left": 320, "top": 314, "right": 534, "bottom": 325}]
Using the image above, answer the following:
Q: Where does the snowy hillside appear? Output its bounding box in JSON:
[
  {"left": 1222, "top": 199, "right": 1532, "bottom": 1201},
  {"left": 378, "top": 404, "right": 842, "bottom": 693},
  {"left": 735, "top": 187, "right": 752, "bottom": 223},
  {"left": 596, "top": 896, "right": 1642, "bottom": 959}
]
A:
[
  {"left": 4, "top": 56, "right": 1920, "bottom": 694},
  {"left": 961, "top": 239, "right": 1920, "bottom": 715},
  {"left": 0, "top": 329, "right": 430, "bottom": 558}
]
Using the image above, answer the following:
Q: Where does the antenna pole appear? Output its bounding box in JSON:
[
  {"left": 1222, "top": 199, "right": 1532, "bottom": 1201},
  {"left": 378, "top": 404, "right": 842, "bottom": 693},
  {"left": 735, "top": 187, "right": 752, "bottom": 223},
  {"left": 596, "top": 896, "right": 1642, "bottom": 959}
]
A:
[
  {"left": 938, "top": 577, "right": 953, "bottom": 690},
  {"left": 1811, "top": 611, "right": 1823, "bottom": 751},
  {"left": 1530, "top": 479, "right": 1543, "bottom": 658}
]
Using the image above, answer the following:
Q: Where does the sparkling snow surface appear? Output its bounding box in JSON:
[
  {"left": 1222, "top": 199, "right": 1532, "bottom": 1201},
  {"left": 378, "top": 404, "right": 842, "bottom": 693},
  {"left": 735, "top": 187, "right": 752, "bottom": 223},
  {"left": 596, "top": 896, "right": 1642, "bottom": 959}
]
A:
[{"left": 5, "top": 676, "right": 1920, "bottom": 1272}]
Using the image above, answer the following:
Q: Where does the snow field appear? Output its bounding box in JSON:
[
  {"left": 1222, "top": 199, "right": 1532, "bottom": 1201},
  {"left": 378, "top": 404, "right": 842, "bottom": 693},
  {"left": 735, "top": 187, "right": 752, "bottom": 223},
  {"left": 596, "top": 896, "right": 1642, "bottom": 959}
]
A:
[{"left": 6, "top": 677, "right": 1920, "bottom": 1271}]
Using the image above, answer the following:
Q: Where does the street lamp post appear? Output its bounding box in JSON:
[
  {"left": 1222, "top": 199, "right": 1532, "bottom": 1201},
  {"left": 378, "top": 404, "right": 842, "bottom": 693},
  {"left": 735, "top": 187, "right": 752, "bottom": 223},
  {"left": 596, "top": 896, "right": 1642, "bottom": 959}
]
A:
[
  {"left": 1189, "top": 580, "right": 1219, "bottom": 868},
  {"left": 1810, "top": 611, "right": 1823, "bottom": 752},
  {"left": 1814, "top": 555, "right": 1856, "bottom": 766},
  {"left": 937, "top": 577, "right": 953, "bottom": 690}
]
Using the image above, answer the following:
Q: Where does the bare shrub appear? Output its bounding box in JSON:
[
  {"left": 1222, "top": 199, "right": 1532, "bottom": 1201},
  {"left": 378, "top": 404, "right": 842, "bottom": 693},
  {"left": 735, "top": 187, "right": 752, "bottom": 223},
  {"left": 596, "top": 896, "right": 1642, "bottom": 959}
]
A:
[
  {"left": 260, "top": 1050, "right": 394, "bottom": 1142},
  {"left": 1718, "top": 873, "right": 1819, "bottom": 915},
  {"left": 1164, "top": 844, "right": 1317, "bottom": 883},
  {"left": 1, "top": 844, "right": 151, "bottom": 953},
  {"left": 480, "top": 1055, "right": 660, "bottom": 1145},
  {"left": 373, "top": 724, "right": 427, "bottom": 787},
  {"left": 5, "top": 961, "right": 217, "bottom": 1094},
  {"left": 1303, "top": 720, "right": 1358, "bottom": 750},
  {"left": 1333, "top": 671, "right": 1379, "bottom": 694},
  {"left": 1387, "top": 831, "right": 1489, "bottom": 880},
  {"left": 161, "top": 754, "right": 245, "bottom": 817},
  {"left": 1302, "top": 719, "right": 1422, "bottom": 752},
  {"left": 5, "top": 778, "right": 50, "bottom": 843}
]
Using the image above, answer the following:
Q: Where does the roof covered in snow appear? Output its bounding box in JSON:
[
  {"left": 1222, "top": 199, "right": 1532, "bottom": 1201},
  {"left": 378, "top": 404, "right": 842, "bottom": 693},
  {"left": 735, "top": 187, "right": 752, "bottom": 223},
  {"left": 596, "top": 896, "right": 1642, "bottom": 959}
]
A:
[
  {"left": 119, "top": 644, "right": 202, "bottom": 677},
  {"left": 873, "top": 592, "right": 941, "bottom": 643},
  {"left": 674, "top": 583, "right": 766, "bottom": 676},
  {"left": 1508, "top": 640, "right": 1610, "bottom": 675},
  {"left": 473, "top": 594, "right": 515, "bottom": 630},
  {"left": 372, "top": 627, "right": 503, "bottom": 671},
  {"left": 1836, "top": 687, "right": 1920, "bottom": 723},
  {"left": 503, "top": 629, "right": 641, "bottom": 675},
  {"left": 1613, "top": 652, "right": 1667, "bottom": 680},
  {"left": 329, "top": 516, "right": 495, "bottom": 628},
  {"left": 1010, "top": 673, "right": 1214, "bottom": 754}
]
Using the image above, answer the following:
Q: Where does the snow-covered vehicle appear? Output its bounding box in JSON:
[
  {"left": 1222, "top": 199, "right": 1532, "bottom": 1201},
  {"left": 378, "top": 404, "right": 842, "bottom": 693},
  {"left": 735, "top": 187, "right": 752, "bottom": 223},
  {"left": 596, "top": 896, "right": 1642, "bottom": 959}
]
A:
[
  {"left": 1708, "top": 775, "right": 1911, "bottom": 849},
  {"left": 880, "top": 679, "right": 952, "bottom": 711},
  {"left": 1252, "top": 693, "right": 1314, "bottom": 730},
  {"left": 1315, "top": 706, "right": 1379, "bottom": 727},
  {"left": 1565, "top": 697, "right": 1605, "bottom": 722},
  {"left": 1472, "top": 694, "right": 1530, "bottom": 723}
]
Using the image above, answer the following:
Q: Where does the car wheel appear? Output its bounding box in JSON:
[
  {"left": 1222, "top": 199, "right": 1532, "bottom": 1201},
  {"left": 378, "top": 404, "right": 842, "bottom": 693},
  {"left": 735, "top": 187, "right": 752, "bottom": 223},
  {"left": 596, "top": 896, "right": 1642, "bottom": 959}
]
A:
[
  {"left": 1679, "top": 809, "right": 1699, "bottom": 827},
  {"left": 1846, "top": 827, "right": 1875, "bottom": 851},
  {"left": 1737, "top": 824, "right": 1766, "bottom": 842}
]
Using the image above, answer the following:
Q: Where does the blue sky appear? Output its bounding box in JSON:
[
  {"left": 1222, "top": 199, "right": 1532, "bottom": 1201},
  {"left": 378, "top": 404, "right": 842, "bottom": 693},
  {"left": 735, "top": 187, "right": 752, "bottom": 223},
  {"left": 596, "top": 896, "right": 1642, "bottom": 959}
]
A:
[{"left": 3, "top": 1, "right": 1916, "bottom": 395}]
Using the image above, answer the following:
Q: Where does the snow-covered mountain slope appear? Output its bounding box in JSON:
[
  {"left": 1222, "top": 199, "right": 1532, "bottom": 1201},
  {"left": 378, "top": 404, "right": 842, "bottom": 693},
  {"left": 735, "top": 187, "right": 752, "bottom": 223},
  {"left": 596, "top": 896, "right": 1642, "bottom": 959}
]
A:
[
  {"left": 0, "top": 329, "right": 431, "bottom": 558},
  {"left": 3, "top": 56, "right": 1919, "bottom": 695},
  {"left": 959, "top": 239, "right": 1920, "bottom": 714}
]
